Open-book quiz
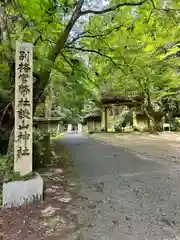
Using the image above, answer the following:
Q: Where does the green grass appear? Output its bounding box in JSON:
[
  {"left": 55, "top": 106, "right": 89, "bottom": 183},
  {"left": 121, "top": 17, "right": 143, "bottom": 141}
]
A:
[{"left": 4, "top": 171, "right": 36, "bottom": 183}]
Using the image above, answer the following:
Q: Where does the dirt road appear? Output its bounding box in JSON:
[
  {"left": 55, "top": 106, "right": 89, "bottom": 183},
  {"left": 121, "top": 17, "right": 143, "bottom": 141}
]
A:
[{"left": 62, "top": 133, "right": 180, "bottom": 240}]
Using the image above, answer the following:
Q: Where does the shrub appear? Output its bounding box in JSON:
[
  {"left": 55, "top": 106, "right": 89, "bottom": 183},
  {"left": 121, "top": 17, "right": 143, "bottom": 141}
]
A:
[
  {"left": 33, "top": 129, "right": 51, "bottom": 170},
  {"left": 114, "top": 108, "right": 133, "bottom": 132},
  {"left": 0, "top": 155, "right": 12, "bottom": 179},
  {"left": 169, "top": 118, "right": 180, "bottom": 131},
  {"left": 0, "top": 155, "right": 12, "bottom": 206}
]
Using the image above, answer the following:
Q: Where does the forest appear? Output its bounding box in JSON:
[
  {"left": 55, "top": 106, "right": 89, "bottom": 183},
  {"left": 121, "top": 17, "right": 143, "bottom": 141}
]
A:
[{"left": 0, "top": 0, "right": 180, "bottom": 171}]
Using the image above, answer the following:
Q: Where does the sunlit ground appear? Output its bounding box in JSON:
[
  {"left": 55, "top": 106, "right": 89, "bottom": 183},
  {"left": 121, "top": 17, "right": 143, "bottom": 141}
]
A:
[{"left": 50, "top": 132, "right": 66, "bottom": 140}]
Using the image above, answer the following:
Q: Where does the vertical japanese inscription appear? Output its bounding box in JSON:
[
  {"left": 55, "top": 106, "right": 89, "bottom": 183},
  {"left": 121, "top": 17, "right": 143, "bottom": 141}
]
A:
[{"left": 14, "top": 42, "right": 33, "bottom": 176}]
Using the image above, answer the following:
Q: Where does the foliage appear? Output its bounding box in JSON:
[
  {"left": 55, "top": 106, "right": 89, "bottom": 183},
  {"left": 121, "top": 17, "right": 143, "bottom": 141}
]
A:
[
  {"left": 0, "top": 155, "right": 13, "bottom": 206},
  {"left": 33, "top": 128, "right": 68, "bottom": 169},
  {"left": 169, "top": 118, "right": 180, "bottom": 131},
  {"left": 114, "top": 107, "right": 133, "bottom": 132},
  {"left": 0, "top": 155, "right": 12, "bottom": 180},
  {"left": 33, "top": 129, "right": 51, "bottom": 169},
  {"left": 3, "top": 171, "right": 36, "bottom": 183},
  {"left": 79, "top": 0, "right": 180, "bottom": 130},
  {"left": 0, "top": 0, "right": 180, "bottom": 142}
]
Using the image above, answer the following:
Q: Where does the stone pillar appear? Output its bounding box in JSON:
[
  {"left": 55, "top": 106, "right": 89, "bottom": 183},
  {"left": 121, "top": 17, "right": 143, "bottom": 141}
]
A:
[
  {"left": 77, "top": 123, "right": 82, "bottom": 133},
  {"left": 101, "top": 107, "right": 108, "bottom": 131},
  {"left": 104, "top": 106, "right": 108, "bottom": 132},
  {"left": 3, "top": 41, "right": 44, "bottom": 209},
  {"left": 14, "top": 41, "right": 33, "bottom": 176},
  {"left": 57, "top": 124, "right": 60, "bottom": 134},
  {"left": 67, "top": 124, "right": 72, "bottom": 133},
  {"left": 132, "top": 110, "right": 137, "bottom": 130},
  {"left": 101, "top": 109, "right": 105, "bottom": 130}
]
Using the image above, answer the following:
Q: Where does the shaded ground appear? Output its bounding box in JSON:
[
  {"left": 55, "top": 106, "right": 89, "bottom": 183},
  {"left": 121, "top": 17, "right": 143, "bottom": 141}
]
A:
[
  {"left": 61, "top": 133, "right": 180, "bottom": 239},
  {"left": 1, "top": 142, "right": 81, "bottom": 240},
  {"left": 2, "top": 133, "right": 180, "bottom": 239}
]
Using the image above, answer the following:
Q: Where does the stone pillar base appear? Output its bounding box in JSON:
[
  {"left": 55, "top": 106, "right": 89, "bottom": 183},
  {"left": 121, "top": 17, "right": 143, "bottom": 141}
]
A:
[{"left": 3, "top": 172, "right": 43, "bottom": 208}]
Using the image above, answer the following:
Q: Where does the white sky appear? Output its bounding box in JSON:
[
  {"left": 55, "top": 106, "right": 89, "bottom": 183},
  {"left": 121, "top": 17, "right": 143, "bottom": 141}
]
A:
[
  {"left": 69, "top": 0, "right": 109, "bottom": 63},
  {"left": 82, "top": 0, "right": 108, "bottom": 10}
]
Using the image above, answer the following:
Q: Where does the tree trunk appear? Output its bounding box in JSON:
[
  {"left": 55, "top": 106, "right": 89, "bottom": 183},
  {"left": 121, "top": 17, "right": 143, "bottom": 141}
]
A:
[
  {"left": 141, "top": 92, "right": 157, "bottom": 134},
  {"left": 45, "top": 87, "right": 53, "bottom": 118},
  {"left": 143, "top": 107, "right": 157, "bottom": 133}
]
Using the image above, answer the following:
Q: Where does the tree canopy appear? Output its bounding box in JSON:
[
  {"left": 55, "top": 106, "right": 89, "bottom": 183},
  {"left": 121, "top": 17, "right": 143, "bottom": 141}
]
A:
[{"left": 0, "top": 0, "right": 180, "bottom": 125}]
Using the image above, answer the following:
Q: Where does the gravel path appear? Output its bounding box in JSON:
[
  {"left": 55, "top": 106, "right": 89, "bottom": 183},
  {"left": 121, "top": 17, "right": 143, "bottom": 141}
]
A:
[{"left": 62, "top": 134, "right": 180, "bottom": 240}]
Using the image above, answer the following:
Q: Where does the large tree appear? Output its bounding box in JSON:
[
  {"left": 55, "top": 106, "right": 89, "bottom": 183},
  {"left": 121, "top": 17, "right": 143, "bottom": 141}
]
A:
[
  {"left": 0, "top": 0, "right": 155, "bottom": 107},
  {"left": 0, "top": 0, "right": 180, "bottom": 136},
  {"left": 79, "top": 0, "right": 180, "bottom": 130}
]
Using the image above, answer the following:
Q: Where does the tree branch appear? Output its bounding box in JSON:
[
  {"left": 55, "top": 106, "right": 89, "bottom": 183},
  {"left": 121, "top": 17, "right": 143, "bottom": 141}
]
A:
[
  {"left": 66, "top": 46, "right": 127, "bottom": 75},
  {"left": 80, "top": 0, "right": 147, "bottom": 15},
  {"left": 34, "top": 0, "right": 85, "bottom": 108},
  {"left": 60, "top": 52, "right": 100, "bottom": 88},
  {"left": 67, "top": 24, "right": 124, "bottom": 45},
  {"left": 150, "top": 0, "right": 180, "bottom": 12},
  {"left": 76, "top": 69, "right": 100, "bottom": 89},
  {"left": 0, "top": 3, "right": 12, "bottom": 50},
  {"left": 163, "top": 51, "right": 180, "bottom": 60},
  {"left": 48, "top": 0, "right": 85, "bottom": 62},
  {"left": 68, "top": 33, "right": 115, "bottom": 51},
  {"left": 154, "top": 40, "right": 180, "bottom": 56},
  {"left": 60, "top": 52, "right": 74, "bottom": 68}
]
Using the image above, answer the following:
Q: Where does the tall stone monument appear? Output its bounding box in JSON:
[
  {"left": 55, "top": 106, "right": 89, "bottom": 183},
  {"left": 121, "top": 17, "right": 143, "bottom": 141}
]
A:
[
  {"left": 14, "top": 41, "right": 33, "bottom": 176},
  {"left": 3, "top": 41, "right": 43, "bottom": 208}
]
